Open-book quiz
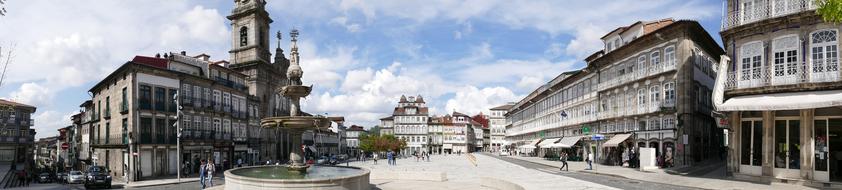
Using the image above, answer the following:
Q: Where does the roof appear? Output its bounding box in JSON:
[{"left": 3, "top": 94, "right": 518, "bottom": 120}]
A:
[
  {"left": 452, "top": 111, "right": 468, "bottom": 117},
  {"left": 79, "top": 100, "right": 93, "bottom": 107},
  {"left": 131, "top": 55, "right": 168, "bottom": 69},
  {"left": 328, "top": 116, "right": 345, "bottom": 122},
  {"left": 471, "top": 114, "right": 489, "bottom": 128},
  {"left": 600, "top": 18, "right": 674, "bottom": 39},
  {"left": 347, "top": 125, "right": 366, "bottom": 131},
  {"left": 399, "top": 95, "right": 409, "bottom": 103},
  {"left": 415, "top": 95, "right": 425, "bottom": 103},
  {"left": 0, "top": 99, "right": 36, "bottom": 110},
  {"left": 379, "top": 116, "right": 394, "bottom": 120},
  {"left": 490, "top": 103, "right": 514, "bottom": 111}
]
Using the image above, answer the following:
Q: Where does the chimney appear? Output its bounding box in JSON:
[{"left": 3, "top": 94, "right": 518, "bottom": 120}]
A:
[
  {"left": 164, "top": 53, "right": 169, "bottom": 59},
  {"left": 155, "top": 53, "right": 161, "bottom": 58},
  {"left": 181, "top": 51, "right": 187, "bottom": 56}
]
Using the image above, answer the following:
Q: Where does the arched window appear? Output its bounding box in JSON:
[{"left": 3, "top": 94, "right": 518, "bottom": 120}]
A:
[
  {"left": 665, "top": 46, "right": 676, "bottom": 67},
  {"left": 650, "top": 84, "right": 661, "bottom": 107},
  {"left": 810, "top": 29, "right": 839, "bottom": 82},
  {"left": 240, "top": 26, "right": 248, "bottom": 47},
  {"left": 650, "top": 51, "right": 661, "bottom": 72}
]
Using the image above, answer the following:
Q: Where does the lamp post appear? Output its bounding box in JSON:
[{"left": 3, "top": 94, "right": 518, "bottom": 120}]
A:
[{"left": 173, "top": 92, "right": 182, "bottom": 182}]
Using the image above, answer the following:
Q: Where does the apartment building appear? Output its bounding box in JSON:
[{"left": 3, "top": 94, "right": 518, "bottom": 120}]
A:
[
  {"left": 490, "top": 103, "right": 514, "bottom": 153},
  {"left": 716, "top": 0, "right": 842, "bottom": 184},
  {"left": 507, "top": 19, "right": 724, "bottom": 166}
]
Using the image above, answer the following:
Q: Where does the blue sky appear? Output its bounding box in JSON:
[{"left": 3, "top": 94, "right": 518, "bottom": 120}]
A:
[{"left": 0, "top": 0, "right": 723, "bottom": 138}]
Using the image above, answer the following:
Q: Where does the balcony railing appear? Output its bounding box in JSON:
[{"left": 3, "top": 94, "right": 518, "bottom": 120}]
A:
[
  {"left": 722, "top": 0, "right": 817, "bottom": 31},
  {"left": 725, "top": 58, "right": 841, "bottom": 90}
]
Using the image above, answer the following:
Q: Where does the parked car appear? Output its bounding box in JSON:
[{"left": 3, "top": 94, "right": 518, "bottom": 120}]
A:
[
  {"left": 84, "top": 166, "right": 111, "bottom": 189},
  {"left": 66, "top": 170, "right": 84, "bottom": 184},
  {"left": 55, "top": 172, "right": 66, "bottom": 183},
  {"left": 37, "top": 173, "right": 52, "bottom": 183},
  {"left": 316, "top": 156, "right": 328, "bottom": 165}
]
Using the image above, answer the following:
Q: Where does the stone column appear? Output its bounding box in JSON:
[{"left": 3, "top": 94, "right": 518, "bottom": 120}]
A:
[
  {"left": 728, "top": 111, "right": 741, "bottom": 175},
  {"left": 800, "top": 109, "right": 814, "bottom": 180},
  {"left": 762, "top": 111, "right": 774, "bottom": 176}
]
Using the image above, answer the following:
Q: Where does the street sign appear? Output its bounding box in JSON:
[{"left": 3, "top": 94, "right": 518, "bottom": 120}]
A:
[
  {"left": 61, "top": 143, "right": 69, "bottom": 150},
  {"left": 583, "top": 126, "right": 590, "bottom": 135},
  {"left": 712, "top": 111, "right": 729, "bottom": 128},
  {"left": 591, "top": 134, "right": 605, "bottom": 141}
]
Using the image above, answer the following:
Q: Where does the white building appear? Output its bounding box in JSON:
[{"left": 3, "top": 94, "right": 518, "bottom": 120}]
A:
[
  {"left": 490, "top": 103, "right": 514, "bottom": 152},
  {"left": 391, "top": 95, "right": 429, "bottom": 155}
]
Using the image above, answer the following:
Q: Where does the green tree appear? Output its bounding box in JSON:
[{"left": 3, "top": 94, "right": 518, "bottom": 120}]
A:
[
  {"left": 817, "top": 0, "right": 842, "bottom": 23},
  {"left": 368, "top": 125, "right": 381, "bottom": 136}
]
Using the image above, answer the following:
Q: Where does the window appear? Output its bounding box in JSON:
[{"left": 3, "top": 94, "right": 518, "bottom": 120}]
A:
[
  {"left": 183, "top": 115, "right": 191, "bottom": 138},
  {"left": 182, "top": 84, "right": 192, "bottom": 104},
  {"left": 139, "top": 85, "right": 152, "bottom": 110},
  {"left": 637, "top": 56, "right": 647, "bottom": 76},
  {"left": 140, "top": 117, "right": 152, "bottom": 143},
  {"left": 240, "top": 26, "right": 248, "bottom": 46},
  {"left": 213, "top": 90, "right": 221, "bottom": 111},
  {"left": 772, "top": 35, "right": 799, "bottom": 82},
  {"left": 104, "top": 96, "right": 111, "bottom": 118},
  {"left": 663, "top": 116, "right": 675, "bottom": 129},
  {"left": 155, "top": 87, "right": 166, "bottom": 111},
  {"left": 156, "top": 118, "right": 166, "bottom": 144},
  {"left": 193, "top": 86, "right": 202, "bottom": 108},
  {"left": 637, "top": 88, "right": 647, "bottom": 106},
  {"left": 649, "top": 117, "right": 661, "bottom": 130},
  {"left": 739, "top": 41, "right": 764, "bottom": 86},
  {"left": 650, "top": 85, "right": 661, "bottom": 107},
  {"left": 121, "top": 87, "right": 128, "bottom": 113},
  {"left": 650, "top": 51, "right": 661, "bottom": 72},
  {"left": 664, "top": 82, "right": 676, "bottom": 106},
  {"left": 168, "top": 89, "right": 177, "bottom": 112},
  {"left": 810, "top": 29, "right": 840, "bottom": 82},
  {"left": 665, "top": 46, "right": 676, "bottom": 67}
]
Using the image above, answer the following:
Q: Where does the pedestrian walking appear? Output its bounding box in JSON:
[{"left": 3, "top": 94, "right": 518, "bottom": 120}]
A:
[
  {"left": 237, "top": 158, "right": 243, "bottom": 168},
  {"left": 373, "top": 152, "right": 378, "bottom": 165},
  {"left": 425, "top": 151, "right": 430, "bottom": 162},
  {"left": 586, "top": 152, "right": 594, "bottom": 170},
  {"left": 207, "top": 160, "right": 215, "bottom": 187},
  {"left": 414, "top": 151, "right": 419, "bottom": 162},
  {"left": 199, "top": 160, "right": 207, "bottom": 189},
  {"left": 386, "top": 151, "right": 393, "bottom": 165},
  {"left": 559, "top": 152, "right": 569, "bottom": 171}
]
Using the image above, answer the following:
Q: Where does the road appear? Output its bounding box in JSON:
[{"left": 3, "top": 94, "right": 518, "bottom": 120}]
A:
[
  {"left": 485, "top": 154, "right": 704, "bottom": 190},
  {"left": 23, "top": 178, "right": 223, "bottom": 190}
]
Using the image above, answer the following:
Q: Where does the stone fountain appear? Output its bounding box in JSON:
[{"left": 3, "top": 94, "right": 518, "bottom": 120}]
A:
[{"left": 224, "top": 30, "right": 370, "bottom": 190}]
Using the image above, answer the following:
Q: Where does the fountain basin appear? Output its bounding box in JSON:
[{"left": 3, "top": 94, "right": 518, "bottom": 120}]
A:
[
  {"left": 224, "top": 165, "right": 370, "bottom": 190},
  {"left": 261, "top": 116, "right": 332, "bottom": 130}
]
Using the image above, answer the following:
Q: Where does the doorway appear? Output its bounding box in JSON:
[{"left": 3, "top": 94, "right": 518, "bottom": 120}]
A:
[
  {"left": 815, "top": 118, "right": 842, "bottom": 182},
  {"left": 740, "top": 120, "right": 763, "bottom": 175},
  {"left": 773, "top": 119, "right": 800, "bottom": 179}
]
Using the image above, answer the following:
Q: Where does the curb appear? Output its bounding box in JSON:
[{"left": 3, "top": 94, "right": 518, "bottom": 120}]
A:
[
  {"left": 506, "top": 157, "right": 631, "bottom": 179},
  {"left": 123, "top": 178, "right": 202, "bottom": 188}
]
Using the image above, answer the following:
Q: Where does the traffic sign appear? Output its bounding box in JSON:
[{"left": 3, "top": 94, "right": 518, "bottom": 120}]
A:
[
  {"left": 591, "top": 134, "right": 605, "bottom": 141},
  {"left": 583, "top": 126, "right": 590, "bottom": 135},
  {"left": 61, "top": 143, "right": 69, "bottom": 150}
]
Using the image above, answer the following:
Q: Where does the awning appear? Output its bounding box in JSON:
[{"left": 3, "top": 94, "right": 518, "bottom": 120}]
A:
[
  {"left": 519, "top": 139, "right": 541, "bottom": 149},
  {"left": 307, "top": 146, "right": 317, "bottom": 152},
  {"left": 716, "top": 89, "right": 842, "bottom": 111},
  {"left": 547, "top": 136, "right": 583, "bottom": 148},
  {"left": 603, "top": 133, "right": 633, "bottom": 147},
  {"left": 537, "top": 138, "right": 560, "bottom": 148}
]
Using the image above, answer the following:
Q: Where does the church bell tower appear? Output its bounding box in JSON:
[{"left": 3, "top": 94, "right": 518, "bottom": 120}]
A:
[{"left": 227, "top": 0, "right": 272, "bottom": 66}]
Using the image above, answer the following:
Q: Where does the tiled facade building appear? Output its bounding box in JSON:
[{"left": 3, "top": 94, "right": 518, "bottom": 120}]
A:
[
  {"left": 716, "top": 0, "right": 842, "bottom": 185},
  {"left": 0, "top": 99, "right": 36, "bottom": 172},
  {"left": 506, "top": 19, "right": 725, "bottom": 166}
]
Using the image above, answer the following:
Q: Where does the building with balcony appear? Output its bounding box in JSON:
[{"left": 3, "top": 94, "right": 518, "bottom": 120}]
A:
[
  {"left": 441, "top": 112, "right": 479, "bottom": 154},
  {"left": 427, "top": 117, "right": 443, "bottom": 154},
  {"left": 0, "top": 99, "right": 36, "bottom": 172},
  {"left": 379, "top": 116, "right": 394, "bottom": 136},
  {"left": 490, "top": 103, "right": 514, "bottom": 153},
  {"left": 506, "top": 19, "right": 724, "bottom": 167},
  {"left": 715, "top": 0, "right": 842, "bottom": 185},
  {"left": 471, "top": 113, "right": 491, "bottom": 152},
  {"left": 344, "top": 125, "right": 366, "bottom": 157},
  {"left": 390, "top": 95, "right": 430, "bottom": 156}
]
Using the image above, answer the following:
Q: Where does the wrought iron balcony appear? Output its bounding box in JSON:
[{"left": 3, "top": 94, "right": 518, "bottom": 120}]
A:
[
  {"left": 724, "top": 58, "right": 840, "bottom": 90},
  {"left": 722, "top": 0, "right": 817, "bottom": 31}
]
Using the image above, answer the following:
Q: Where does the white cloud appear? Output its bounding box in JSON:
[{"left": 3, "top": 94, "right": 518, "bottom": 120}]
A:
[
  {"left": 445, "top": 86, "right": 519, "bottom": 115},
  {"left": 8, "top": 83, "right": 51, "bottom": 106},
  {"left": 330, "top": 16, "right": 362, "bottom": 33},
  {"left": 31, "top": 110, "right": 77, "bottom": 139}
]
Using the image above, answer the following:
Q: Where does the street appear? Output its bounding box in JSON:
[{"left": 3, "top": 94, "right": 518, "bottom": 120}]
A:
[
  {"left": 485, "top": 154, "right": 703, "bottom": 190},
  {"left": 19, "top": 178, "right": 224, "bottom": 190}
]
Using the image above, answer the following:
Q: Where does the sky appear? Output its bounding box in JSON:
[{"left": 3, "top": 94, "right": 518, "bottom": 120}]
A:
[{"left": 0, "top": 0, "right": 724, "bottom": 139}]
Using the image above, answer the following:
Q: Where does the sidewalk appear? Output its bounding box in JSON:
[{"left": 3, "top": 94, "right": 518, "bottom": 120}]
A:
[
  {"left": 117, "top": 175, "right": 224, "bottom": 188},
  {"left": 348, "top": 154, "right": 619, "bottom": 190},
  {"left": 506, "top": 155, "right": 812, "bottom": 190}
]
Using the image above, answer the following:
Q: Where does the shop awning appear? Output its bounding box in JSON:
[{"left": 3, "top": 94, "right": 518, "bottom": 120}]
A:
[
  {"left": 519, "top": 139, "right": 541, "bottom": 149},
  {"left": 547, "top": 136, "right": 583, "bottom": 148},
  {"left": 716, "top": 89, "right": 842, "bottom": 111},
  {"left": 603, "top": 133, "right": 633, "bottom": 147},
  {"left": 537, "top": 138, "right": 560, "bottom": 148}
]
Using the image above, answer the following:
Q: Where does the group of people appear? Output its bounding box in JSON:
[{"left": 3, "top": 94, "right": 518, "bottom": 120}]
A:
[
  {"left": 197, "top": 159, "right": 216, "bottom": 189},
  {"left": 413, "top": 151, "right": 430, "bottom": 162}
]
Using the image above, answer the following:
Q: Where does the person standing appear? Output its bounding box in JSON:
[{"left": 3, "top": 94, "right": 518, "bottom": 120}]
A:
[
  {"left": 586, "top": 152, "right": 594, "bottom": 170},
  {"left": 386, "top": 151, "right": 393, "bottom": 165},
  {"left": 237, "top": 158, "right": 243, "bottom": 168},
  {"left": 560, "top": 152, "right": 570, "bottom": 171},
  {"left": 206, "top": 160, "right": 215, "bottom": 187},
  {"left": 199, "top": 160, "right": 207, "bottom": 189},
  {"left": 426, "top": 151, "right": 430, "bottom": 162},
  {"left": 373, "top": 152, "right": 379, "bottom": 165}
]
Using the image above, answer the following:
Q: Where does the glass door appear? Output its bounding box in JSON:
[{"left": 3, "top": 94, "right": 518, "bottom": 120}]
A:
[
  {"left": 740, "top": 120, "right": 763, "bottom": 175},
  {"left": 810, "top": 30, "right": 839, "bottom": 83},
  {"left": 773, "top": 119, "right": 801, "bottom": 179},
  {"left": 814, "top": 119, "right": 830, "bottom": 182}
]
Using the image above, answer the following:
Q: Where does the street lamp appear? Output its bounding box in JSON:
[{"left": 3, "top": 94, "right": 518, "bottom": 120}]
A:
[{"left": 173, "top": 92, "right": 183, "bottom": 182}]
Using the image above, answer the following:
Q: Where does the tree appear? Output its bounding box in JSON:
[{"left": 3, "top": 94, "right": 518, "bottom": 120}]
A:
[
  {"left": 817, "top": 0, "right": 842, "bottom": 23},
  {"left": 358, "top": 134, "right": 406, "bottom": 153},
  {"left": 368, "top": 125, "right": 381, "bottom": 136}
]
